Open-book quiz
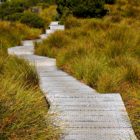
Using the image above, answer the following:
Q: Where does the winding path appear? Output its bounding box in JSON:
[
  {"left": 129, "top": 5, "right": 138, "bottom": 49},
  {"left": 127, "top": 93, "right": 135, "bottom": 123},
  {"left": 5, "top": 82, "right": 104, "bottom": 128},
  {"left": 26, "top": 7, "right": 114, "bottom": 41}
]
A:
[{"left": 8, "top": 22, "right": 137, "bottom": 140}]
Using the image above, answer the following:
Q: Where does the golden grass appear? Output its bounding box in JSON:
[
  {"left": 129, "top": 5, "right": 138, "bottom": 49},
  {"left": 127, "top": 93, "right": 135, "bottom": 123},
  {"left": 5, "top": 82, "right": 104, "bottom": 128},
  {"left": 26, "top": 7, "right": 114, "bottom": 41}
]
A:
[
  {"left": 0, "top": 54, "right": 61, "bottom": 140},
  {"left": 0, "top": 21, "right": 41, "bottom": 53}
]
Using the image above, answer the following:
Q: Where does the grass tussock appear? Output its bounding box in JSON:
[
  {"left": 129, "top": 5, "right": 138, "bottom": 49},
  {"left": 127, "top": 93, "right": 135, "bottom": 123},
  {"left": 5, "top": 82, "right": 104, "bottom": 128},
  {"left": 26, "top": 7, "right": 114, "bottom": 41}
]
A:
[
  {"left": 35, "top": 10, "right": 140, "bottom": 138},
  {"left": 0, "top": 21, "right": 41, "bottom": 52},
  {"left": 5, "top": 56, "right": 39, "bottom": 87},
  {"left": 0, "top": 54, "right": 61, "bottom": 140},
  {"left": 35, "top": 31, "right": 71, "bottom": 57}
]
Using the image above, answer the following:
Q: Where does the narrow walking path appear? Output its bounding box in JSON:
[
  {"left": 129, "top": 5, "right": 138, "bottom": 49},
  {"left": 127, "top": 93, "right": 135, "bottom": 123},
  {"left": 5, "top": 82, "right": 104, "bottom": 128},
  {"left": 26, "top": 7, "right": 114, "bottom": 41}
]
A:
[{"left": 8, "top": 22, "right": 137, "bottom": 140}]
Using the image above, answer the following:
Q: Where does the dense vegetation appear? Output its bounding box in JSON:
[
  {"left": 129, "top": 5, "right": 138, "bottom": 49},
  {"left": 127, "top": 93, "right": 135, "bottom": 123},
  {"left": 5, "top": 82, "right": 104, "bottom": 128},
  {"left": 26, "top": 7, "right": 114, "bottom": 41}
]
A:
[
  {"left": 35, "top": 0, "right": 140, "bottom": 139},
  {"left": 0, "top": 21, "right": 61, "bottom": 139},
  {"left": 0, "top": 0, "right": 56, "bottom": 28},
  {"left": 56, "top": 0, "right": 117, "bottom": 18}
]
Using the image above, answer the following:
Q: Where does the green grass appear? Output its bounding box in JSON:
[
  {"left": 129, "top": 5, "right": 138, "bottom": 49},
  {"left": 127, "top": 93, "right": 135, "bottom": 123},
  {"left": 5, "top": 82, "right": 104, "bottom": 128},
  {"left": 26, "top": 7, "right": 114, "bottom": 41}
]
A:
[{"left": 35, "top": 1, "right": 140, "bottom": 138}]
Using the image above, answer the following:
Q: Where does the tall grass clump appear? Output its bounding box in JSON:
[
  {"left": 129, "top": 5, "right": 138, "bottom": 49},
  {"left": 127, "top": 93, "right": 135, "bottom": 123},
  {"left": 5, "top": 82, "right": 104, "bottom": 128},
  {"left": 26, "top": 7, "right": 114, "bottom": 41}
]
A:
[
  {"left": 0, "top": 21, "right": 41, "bottom": 52},
  {"left": 35, "top": 31, "right": 70, "bottom": 57},
  {"left": 64, "top": 16, "right": 82, "bottom": 29},
  {"left": 5, "top": 56, "right": 39, "bottom": 87},
  {"left": 0, "top": 54, "right": 61, "bottom": 140}
]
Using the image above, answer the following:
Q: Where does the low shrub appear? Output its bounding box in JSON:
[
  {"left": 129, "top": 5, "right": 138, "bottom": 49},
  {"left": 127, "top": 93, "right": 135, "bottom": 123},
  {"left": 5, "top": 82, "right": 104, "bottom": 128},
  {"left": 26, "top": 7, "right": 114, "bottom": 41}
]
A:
[
  {"left": 0, "top": 1, "right": 27, "bottom": 19},
  {"left": 73, "top": 0, "right": 107, "bottom": 18},
  {"left": 20, "top": 12, "right": 45, "bottom": 28},
  {"left": 0, "top": 0, "right": 49, "bottom": 20},
  {"left": 39, "top": 5, "right": 57, "bottom": 27},
  {"left": 56, "top": 0, "right": 108, "bottom": 18},
  {"left": 0, "top": 0, "right": 50, "bottom": 28},
  {"left": 5, "top": 13, "right": 23, "bottom": 21},
  {"left": 105, "top": 0, "right": 116, "bottom": 4}
]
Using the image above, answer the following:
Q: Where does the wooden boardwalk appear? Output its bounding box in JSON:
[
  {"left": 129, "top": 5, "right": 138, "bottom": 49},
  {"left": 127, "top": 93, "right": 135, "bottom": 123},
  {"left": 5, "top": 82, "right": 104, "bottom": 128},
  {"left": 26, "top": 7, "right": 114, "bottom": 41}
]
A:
[{"left": 8, "top": 22, "right": 137, "bottom": 140}]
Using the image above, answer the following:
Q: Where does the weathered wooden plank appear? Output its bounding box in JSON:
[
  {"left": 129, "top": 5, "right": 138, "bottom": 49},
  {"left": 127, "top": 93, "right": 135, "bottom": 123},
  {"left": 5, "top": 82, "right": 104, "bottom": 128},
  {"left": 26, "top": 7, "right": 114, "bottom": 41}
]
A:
[{"left": 62, "top": 127, "right": 137, "bottom": 140}]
